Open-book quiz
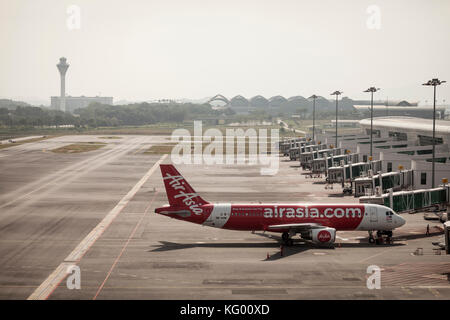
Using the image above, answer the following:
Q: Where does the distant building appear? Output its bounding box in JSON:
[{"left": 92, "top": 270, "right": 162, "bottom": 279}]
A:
[
  {"left": 359, "top": 116, "right": 450, "bottom": 146},
  {"left": 327, "top": 119, "right": 360, "bottom": 128},
  {"left": 51, "top": 96, "right": 113, "bottom": 113},
  {"left": 353, "top": 105, "right": 445, "bottom": 119},
  {"left": 53, "top": 57, "right": 112, "bottom": 113},
  {"left": 208, "top": 94, "right": 393, "bottom": 115},
  {"left": 229, "top": 95, "right": 253, "bottom": 114}
]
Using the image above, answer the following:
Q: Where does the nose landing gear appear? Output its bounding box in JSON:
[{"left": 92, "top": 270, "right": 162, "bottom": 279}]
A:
[
  {"left": 368, "top": 231, "right": 375, "bottom": 244},
  {"left": 369, "top": 230, "right": 393, "bottom": 245}
]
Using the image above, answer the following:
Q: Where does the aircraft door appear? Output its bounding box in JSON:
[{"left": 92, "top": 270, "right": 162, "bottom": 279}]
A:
[
  {"left": 203, "top": 204, "right": 231, "bottom": 228},
  {"left": 369, "top": 206, "right": 378, "bottom": 223}
]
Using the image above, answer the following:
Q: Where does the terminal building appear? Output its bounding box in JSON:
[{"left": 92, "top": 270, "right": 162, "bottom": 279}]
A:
[
  {"left": 353, "top": 105, "right": 446, "bottom": 119},
  {"left": 306, "top": 116, "right": 450, "bottom": 191},
  {"left": 359, "top": 117, "right": 450, "bottom": 146},
  {"left": 52, "top": 57, "right": 112, "bottom": 113},
  {"left": 282, "top": 117, "right": 450, "bottom": 249}
]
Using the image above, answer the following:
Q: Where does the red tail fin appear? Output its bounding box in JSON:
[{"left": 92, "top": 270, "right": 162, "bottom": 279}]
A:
[{"left": 159, "top": 164, "right": 209, "bottom": 210}]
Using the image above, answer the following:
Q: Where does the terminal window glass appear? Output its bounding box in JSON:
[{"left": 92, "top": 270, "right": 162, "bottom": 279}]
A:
[
  {"left": 388, "top": 132, "right": 407, "bottom": 141},
  {"left": 387, "top": 162, "right": 392, "bottom": 172},
  {"left": 417, "top": 149, "right": 432, "bottom": 155},
  {"left": 418, "top": 135, "right": 443, "bottom": 146},
  {"left": 366, "top": 129, "right": 381, "bottom": 137},
  {"left": 398, "top": 150, "right": 415, "bottom": 155},
  {"left": 421, "top": 172, "right": 427, "bottom": 185},
  {"left": 426, "top": 157, "right": 447, "bottom": 163}
]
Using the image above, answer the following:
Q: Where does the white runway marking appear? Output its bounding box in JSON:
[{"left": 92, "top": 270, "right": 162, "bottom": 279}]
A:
[
  {"left": 358, "top": 249, "right": 391, "bottom": 263},
  {"left": 27, "top": 154, "right": 167, "bottom": 300},
  {"left": 0, "top": 136, "right": 145, "bottom": 209}
]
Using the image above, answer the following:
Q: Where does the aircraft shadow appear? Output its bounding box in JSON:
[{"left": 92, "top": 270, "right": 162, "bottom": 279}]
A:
[
  {"left": 347, "top": 230, "right": 443, "bottom": 244},
  {"left": 149, "top": 239, "right": 331, "bottom": 261},
  {"left": 149, "top": 241, "right": 282, "bottom": 252},
  {"left": 149, "top": 231, "right": 408, "bottom": 260},
  {"left": 339, "top": 242, "right": 404, "bottom": 248},
  {"left": 393, "top": 230, "right": 443, "bottom": 241},
  {"left": 254, "top": 232, "right": 404, "bottom": 249}
]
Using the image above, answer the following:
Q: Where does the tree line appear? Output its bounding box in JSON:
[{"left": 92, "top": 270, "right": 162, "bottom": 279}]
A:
[
  {"left": 0, "top": 103, "right": 234, "bottom": 128},
  {"left": 0, "top": 99, "right": 366, "bottom": 129}
]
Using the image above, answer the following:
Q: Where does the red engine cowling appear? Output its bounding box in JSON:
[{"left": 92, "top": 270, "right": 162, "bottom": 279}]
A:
[{"left": 311, "top": 227, "right": 336, "bottom": 244}]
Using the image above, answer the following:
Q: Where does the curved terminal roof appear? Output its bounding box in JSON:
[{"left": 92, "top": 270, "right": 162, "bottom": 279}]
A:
[
  {"left": 250, "top": 95, "right": 269, "bottom": 107},
  {"left": 359, "top": 116, "right": 450, "bottom": 134},
  {"left": 269, "top": 95, "right": 287, "bottom": 103},
  {"left": 208, "top": 94, "right": 229, "bottom": 104},
  {"left": 230, "top": 95, "right": 249, "bottom": 106},
  {"left": 288, "top": 95, "right": 308, "bottom": 103},
  {"left": 208, "top": 94, "right": 334, "bottom": 108}
]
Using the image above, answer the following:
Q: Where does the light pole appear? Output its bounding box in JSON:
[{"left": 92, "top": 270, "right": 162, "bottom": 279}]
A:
[
  {"left": 309, "top": 95, "right": 318, "bottom": 142},
  {"left": 364, "top": 87, "right": 380, "bottom": 159},
  {"left": 422, "top": 78, "right": 446, "bottom": 188},
  {"left": 386, "top": 97, "right": 388, "bottom": 117},
  {"left": 330, "top": 91, "right": 343, "bottom": 148}
]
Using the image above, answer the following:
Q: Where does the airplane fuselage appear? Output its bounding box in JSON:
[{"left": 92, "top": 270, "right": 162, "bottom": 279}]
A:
[
  {"left": 155, "top": 164, "right": 406, "bottom": 245},
  {"left": 155, "top": 203, "right": 404, "bottom": 232}
]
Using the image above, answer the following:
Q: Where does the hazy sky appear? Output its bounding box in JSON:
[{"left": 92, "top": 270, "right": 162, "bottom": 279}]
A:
[{"left": 1, "top": 0, "right": 449, "bottom": 105}]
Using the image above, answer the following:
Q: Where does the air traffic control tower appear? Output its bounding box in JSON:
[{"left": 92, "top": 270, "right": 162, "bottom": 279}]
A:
[{"left": 56, "top": 57, "right": 69, "bottom": 112}]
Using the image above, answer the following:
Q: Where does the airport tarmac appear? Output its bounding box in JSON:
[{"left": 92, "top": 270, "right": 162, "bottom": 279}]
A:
[{"left": 0, "top": 135, "right": 448, "bottom": 300}]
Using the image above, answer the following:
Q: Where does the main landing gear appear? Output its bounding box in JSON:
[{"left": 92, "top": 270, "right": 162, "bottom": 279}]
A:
[
  {"left": 282, "top": 232, "right": 294, "bottom": 246},
  {"left": 368, "top": 230, "right": 393, "bottom": 245}
]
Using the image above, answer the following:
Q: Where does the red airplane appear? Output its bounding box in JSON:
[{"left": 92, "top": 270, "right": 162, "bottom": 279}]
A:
[{"left": 155, "top": 164, "right": 405, "bottom": 245}]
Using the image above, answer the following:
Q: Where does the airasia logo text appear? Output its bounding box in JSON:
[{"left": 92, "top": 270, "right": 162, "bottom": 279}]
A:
[
  {"left": 263, "top": 206, "right": 362, "bottom": 219},
  {"left": 163, "top": 173, "right": 203, "bottom": 215},
  {"left": 317, "top": 230, "right": 332, "bottom": 242}
]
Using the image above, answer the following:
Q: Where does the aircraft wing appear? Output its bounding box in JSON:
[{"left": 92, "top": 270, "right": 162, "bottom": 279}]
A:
[{"left": 267, "top": 223, "right": 322, "bottom": 232}]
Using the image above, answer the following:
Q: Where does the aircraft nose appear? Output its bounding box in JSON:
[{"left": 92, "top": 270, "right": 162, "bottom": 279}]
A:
[{"left": 397, "top": 215, "right": 406, "bottom": 227}]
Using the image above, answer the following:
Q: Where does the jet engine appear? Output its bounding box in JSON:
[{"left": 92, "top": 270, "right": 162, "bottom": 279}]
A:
[{"left": 311, "top": 227, "right": 336, "bottom": 245}]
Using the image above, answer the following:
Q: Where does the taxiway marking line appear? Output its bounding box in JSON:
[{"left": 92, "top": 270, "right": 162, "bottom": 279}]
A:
[
  {"left": 93, "top": 193, "right": 158, "bottom": 299},
  {"left": 133, "top": 145, "right": 147, "bottom": 154},
  {"left": 358, "top": 249, "right": 391, "bottom": 263},
  {"left": 27, "top": 154, "right": 167, "bottom": 300},
  {"left": 401, "top": 287, "right": 413, "bottom": 295},
  {"left": 428, "top": 288, "right": 440, "bottom": 297}
]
